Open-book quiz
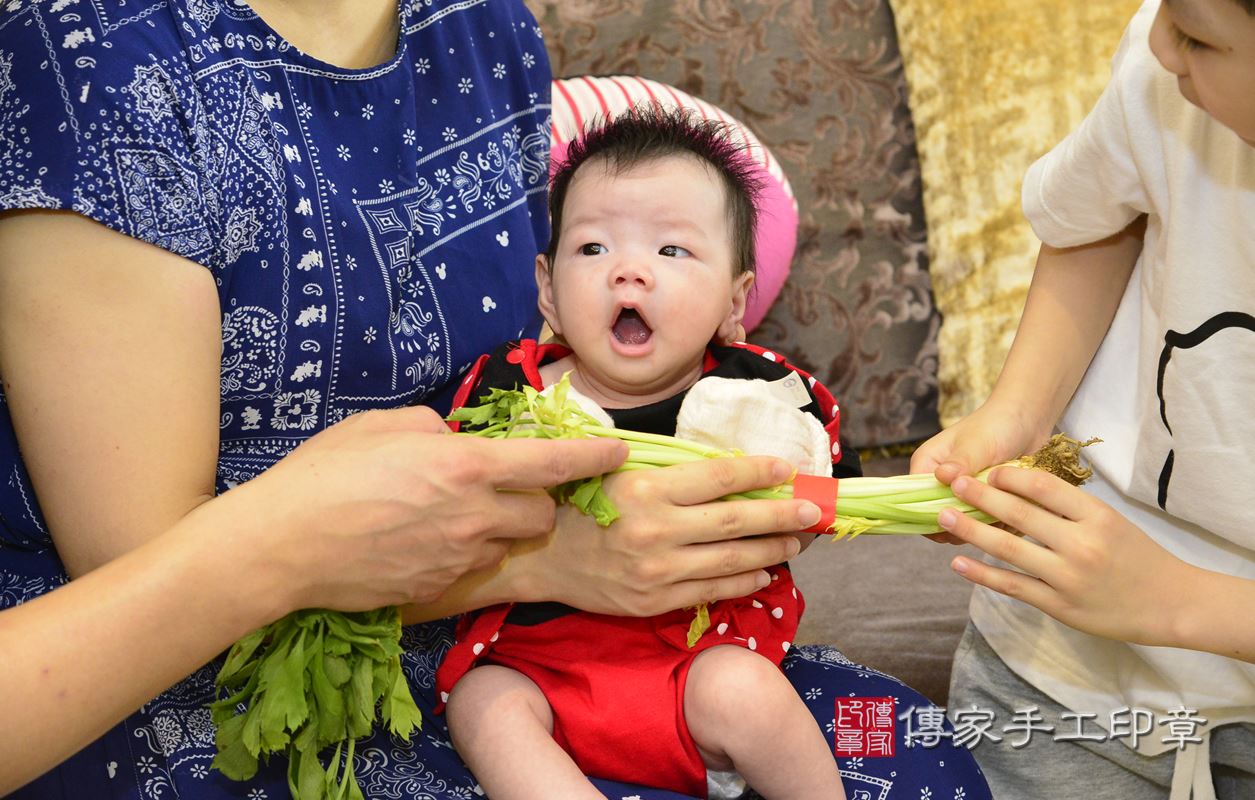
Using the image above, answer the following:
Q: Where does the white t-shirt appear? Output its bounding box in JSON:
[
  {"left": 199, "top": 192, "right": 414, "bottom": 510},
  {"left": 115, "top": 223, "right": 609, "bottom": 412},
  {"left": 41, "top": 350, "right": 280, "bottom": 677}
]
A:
[{"left": 969, "top": 0, "right": 1255, "bottom": 795}]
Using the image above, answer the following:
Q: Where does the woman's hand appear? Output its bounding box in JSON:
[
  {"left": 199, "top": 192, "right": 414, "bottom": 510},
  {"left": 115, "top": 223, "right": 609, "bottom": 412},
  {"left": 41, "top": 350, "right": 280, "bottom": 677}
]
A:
[
  {"left": 937, "top": 466, "right": 1193, "bottom": 647},
  {"left": 223, "top": 405, "right": 627, "bottom": 617},
  {"left": 0, "top": 405, "right": 624, "bottom": 792},
  {"left": 512, "top": 455, "right": 821, "bottom": 617}
]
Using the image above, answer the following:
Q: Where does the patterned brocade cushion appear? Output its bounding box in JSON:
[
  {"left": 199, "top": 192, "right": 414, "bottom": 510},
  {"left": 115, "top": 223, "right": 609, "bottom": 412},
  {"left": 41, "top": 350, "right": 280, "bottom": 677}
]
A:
[
  {"left": 890, "top": 0, "right": 1141, "bottom": 425},
  {"left": 549, "top": 75, "right": 798, "bottom": 333}
]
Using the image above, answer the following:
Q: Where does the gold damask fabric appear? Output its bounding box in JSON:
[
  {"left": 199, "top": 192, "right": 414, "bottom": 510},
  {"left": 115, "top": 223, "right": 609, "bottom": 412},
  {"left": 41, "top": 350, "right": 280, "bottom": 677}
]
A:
[
  {"left": 890, "top": 0, "right": 1141, "bottom": 425},
  {"left": 526, "top": 0, "right": 939, "bottom": 448}
]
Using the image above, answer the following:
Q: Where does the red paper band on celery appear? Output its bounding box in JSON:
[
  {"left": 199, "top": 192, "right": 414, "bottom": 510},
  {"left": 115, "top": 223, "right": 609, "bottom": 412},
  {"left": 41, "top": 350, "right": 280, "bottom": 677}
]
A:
[{"left": 791, "top": 474, "right": 839, "bottom": 533}]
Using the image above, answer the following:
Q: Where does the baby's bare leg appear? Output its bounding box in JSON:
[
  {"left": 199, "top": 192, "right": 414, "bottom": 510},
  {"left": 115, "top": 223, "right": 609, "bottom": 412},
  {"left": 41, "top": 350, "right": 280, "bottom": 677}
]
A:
[
  {"left": 445, "top": 665, "right": 602, "bottom": 800},
  {"left": 685, "top": 645, "right": 847, "bottom": 799}
]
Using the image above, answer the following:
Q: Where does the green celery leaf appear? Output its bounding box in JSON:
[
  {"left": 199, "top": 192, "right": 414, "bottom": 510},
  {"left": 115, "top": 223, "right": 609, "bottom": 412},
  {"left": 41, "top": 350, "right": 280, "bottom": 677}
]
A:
[
  {"left": 370, "top": 658, "right": 392, "bottom": 705},
  {"left": 345, "top": 773, "right": 365, "bottom": 800},
  {"left": 292, "top": 718, "right": 319, "bottom": 754},
  {"left": 445, "top": 401, "right": 501, "bottom": 428},
  {"left": 335, "top": 609, "right": 392, "bottom": 636},
  {"left": 210, "top": 681, "right": 256, "bottom": 727},
  {"left": 211, "top": 713, "right": 260, "bottom": 781},
  {"left": 686, "top": 604, "right": 711, "bottom": 648},
  {"left": 310, "top": 653, "right": 345, "bottom": 745},
  {"left": 347, "top": 657, "right": 374, "bottom": 738},
  {"left": 218, "top": 626, "right": 267, "bottom": 685},
  {"left": 569, "top": 476, "right": 620, "bottom": 526},
  {"left": 253, "top": 631, "right": 305, "bottom": 753},
  {"left": 278, "top": 631, "right": 312, "bottom": 732},
  {"left": 322, "top": 614, "right": 389, "bottom": 658},
  {"left": 322, "top": 633, "right": 352, "bottom": 658},
  {"left": 327, "top": 740, "right": 347, "bottom": 800},
  {"left": 241, "top": 703, "right": 264, "bottom": 756},
  {"left": 323, "top": 654, "right": 352, "bottom": 688},
  {"left": 382, "top": 665, "right": 423, "bottom": 740},
  {"left": 293, "top": 744, "right": 326, "bottom": 800}
]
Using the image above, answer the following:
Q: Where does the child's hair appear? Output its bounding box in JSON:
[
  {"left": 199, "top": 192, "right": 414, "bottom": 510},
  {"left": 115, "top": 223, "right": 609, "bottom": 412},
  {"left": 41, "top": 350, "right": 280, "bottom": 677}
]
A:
[
  {"left": 1236, "top": 0, "right": 1255, "bottom": 15},
  {"left": 545, "top": 105, "right": 763, "bottom": 275}
]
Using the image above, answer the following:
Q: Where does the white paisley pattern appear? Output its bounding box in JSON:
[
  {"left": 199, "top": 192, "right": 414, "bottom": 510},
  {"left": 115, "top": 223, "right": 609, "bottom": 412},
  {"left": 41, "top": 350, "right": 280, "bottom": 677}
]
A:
[
  {"left": 220, "top": 305, "right": 282, "bottom": 397},
  {"left": 0, "top": 49, "right": 13, "bottom": 97},
  {"left": 128, "top": 63, "right": 180, "bottom": 121}
]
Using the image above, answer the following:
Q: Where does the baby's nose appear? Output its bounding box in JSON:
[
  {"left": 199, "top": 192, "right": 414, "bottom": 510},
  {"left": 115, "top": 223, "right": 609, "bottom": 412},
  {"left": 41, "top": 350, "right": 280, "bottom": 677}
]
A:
[{"left": 611, "top": 259, "right": 653, "bottom": 287}]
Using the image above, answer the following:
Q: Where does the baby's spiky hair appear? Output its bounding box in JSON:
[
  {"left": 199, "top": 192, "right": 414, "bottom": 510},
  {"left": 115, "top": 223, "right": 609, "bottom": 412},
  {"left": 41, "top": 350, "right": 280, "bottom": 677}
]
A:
[{"left": 545, "top": 105, "right": 763, "bottom": 275}]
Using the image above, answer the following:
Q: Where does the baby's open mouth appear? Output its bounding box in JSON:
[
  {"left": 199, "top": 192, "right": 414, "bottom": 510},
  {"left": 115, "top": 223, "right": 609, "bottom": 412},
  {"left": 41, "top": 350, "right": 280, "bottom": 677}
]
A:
[{"left": 612, "top": 306, "right": 652, "bottom": 345}]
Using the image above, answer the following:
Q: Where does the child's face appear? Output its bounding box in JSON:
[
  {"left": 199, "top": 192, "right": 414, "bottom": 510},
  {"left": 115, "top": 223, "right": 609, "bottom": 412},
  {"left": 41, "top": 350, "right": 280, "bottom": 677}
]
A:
[
  {"left": 536, "top": 155, "right": 753, "bottom": 402},
  {"left": 1149, "top": 0, "right": 1255, "bottom": 145}
]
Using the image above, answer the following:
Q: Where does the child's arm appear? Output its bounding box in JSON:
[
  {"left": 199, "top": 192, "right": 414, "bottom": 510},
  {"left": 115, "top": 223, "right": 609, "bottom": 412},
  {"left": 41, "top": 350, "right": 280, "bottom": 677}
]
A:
[
  {"left": 911, "top": 215, "right": 1145, "bottom": 482},
  {"left": 915, "top": 6, "right": 1153, "bottom": 483}
]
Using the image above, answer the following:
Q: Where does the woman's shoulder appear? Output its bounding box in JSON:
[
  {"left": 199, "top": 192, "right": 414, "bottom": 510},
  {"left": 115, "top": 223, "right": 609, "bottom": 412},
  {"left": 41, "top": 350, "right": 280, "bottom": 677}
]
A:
[
  {"left": 0, "top": 1, "right": 295, "bottom": 121},
  {"left": 0, "top": 1, "right": 205, "bottom": 164},
  {"left": 0, "top": 1, "right": 298, "bottom": 260},
  {"left": 0, "top": 1, "right": 198, "bottom": 82},
  {"left": 0, "top": 3, "right": 189, "bottom": 212}
]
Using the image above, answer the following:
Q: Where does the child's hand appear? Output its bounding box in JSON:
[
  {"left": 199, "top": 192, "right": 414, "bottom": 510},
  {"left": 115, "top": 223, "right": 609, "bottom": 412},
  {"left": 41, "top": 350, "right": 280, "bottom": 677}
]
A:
[
  {"left": 911, "top": 402, "right": 1052, "bottom": 543},
  {"left": 937, "top": 466, "right": 1195, "bottom": 647},
  {"left": 910, "top": 402, "right": 1050, "bottom": 484}
]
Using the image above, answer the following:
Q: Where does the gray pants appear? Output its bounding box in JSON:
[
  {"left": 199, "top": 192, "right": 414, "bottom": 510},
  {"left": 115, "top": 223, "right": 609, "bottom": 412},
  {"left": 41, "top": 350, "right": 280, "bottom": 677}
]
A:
[{"left": 949, "top": 623, "right": 1255, "bottom": 799}]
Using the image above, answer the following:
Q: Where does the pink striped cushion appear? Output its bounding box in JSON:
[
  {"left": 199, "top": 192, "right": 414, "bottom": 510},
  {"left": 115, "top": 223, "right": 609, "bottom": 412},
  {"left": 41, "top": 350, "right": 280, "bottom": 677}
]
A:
[{"left": 549, "top": 75, "right": 797, "bottom": 333}]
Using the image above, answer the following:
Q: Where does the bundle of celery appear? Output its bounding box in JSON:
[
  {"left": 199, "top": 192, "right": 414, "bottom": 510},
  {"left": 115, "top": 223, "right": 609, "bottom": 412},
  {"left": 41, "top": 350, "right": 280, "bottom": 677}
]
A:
[
  {"left": 450, "top": 378, "right": 1096, "bottom": 646},
  {"left": 448, "top": 377, "right": 1097, "bottom": 539},
  {"left": 212, "top": 377, "right": 1094, "bottom": 797},
  {"left": 210, "top": 607, "right": 422, "bottom": 799}
]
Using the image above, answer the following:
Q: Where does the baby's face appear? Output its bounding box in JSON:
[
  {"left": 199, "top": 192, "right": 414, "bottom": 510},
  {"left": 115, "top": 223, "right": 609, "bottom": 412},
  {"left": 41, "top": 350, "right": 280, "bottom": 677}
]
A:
[
  {"left": 536, "top": 155, "right": 752, "bottom": 405},
  {"left": 1149, "top": 0, "right": 1255, "bottom": 145}
]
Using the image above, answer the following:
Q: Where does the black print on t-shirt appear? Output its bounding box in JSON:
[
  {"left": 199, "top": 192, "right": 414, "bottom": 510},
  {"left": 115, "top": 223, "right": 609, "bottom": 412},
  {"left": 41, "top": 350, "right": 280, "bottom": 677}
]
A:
[{"left": 1156, "top": 311, "right": 1255, "bottom": 509}]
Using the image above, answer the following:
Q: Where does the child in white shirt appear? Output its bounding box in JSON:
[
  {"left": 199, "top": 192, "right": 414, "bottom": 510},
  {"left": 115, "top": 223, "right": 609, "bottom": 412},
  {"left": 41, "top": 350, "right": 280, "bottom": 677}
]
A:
[{"left": 912, "top": 0, "right": 1255, "bottom": 797}]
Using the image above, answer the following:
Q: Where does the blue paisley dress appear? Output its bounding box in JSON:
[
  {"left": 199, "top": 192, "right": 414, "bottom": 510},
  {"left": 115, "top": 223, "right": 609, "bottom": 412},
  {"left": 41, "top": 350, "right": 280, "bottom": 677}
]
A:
[{"left": 0, "top": 2, "right": 989, "bottom": 798}]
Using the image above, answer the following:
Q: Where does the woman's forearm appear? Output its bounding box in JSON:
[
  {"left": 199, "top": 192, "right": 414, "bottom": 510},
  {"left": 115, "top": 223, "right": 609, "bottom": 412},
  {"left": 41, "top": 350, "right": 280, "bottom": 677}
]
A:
[{"left": 0, "top": 510, "right": 283, "bottom": 794}]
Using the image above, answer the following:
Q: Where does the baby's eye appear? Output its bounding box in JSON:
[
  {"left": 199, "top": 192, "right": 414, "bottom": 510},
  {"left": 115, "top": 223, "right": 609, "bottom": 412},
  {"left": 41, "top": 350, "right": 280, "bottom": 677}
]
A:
[
  {"left": 659, "top": 245, "right": 691, "bottom": 258},
  {"left": 579, "top": 243, "right": 606, "bottom": 256}
]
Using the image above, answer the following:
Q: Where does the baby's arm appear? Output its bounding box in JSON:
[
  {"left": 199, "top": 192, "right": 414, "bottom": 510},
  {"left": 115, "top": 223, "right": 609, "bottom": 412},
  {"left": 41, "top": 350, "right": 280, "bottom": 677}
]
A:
[{"left": 912, "top": 215, "right": 1145, "bottom": 481}]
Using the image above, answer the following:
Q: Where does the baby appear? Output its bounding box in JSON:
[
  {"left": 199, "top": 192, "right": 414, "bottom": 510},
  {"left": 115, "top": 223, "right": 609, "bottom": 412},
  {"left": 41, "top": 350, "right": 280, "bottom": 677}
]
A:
[{"left": 436, "top": 107, "right": 854, "bottom": 799}]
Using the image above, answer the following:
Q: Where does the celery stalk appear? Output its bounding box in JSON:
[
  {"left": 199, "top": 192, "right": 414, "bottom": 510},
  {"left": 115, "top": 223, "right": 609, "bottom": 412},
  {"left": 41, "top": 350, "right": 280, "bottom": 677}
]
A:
[{"left": 447, "top": 377, "right": 1097, "bottom": 541}]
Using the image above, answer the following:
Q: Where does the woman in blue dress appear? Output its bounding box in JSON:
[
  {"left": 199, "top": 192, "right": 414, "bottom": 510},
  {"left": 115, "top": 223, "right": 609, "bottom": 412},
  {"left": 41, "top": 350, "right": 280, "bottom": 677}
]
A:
[{"left": 0, "top": 1, "right": 989, "bottom": 797}]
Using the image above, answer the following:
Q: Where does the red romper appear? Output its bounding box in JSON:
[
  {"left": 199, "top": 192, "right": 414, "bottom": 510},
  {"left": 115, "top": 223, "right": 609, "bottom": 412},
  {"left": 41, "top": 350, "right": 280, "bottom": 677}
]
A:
[{"left": 435, "top": 340, "right": 860, "bottom": 796}]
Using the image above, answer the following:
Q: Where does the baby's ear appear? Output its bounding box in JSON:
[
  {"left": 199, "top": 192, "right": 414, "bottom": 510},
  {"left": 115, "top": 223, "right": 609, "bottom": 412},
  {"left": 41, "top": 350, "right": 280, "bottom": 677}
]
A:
[
  {"left": 535, "top": 254, "right": 562, "bottom": 336},
  {"left": 716, "top": 272, "right": 755, "bottom": 344}
]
